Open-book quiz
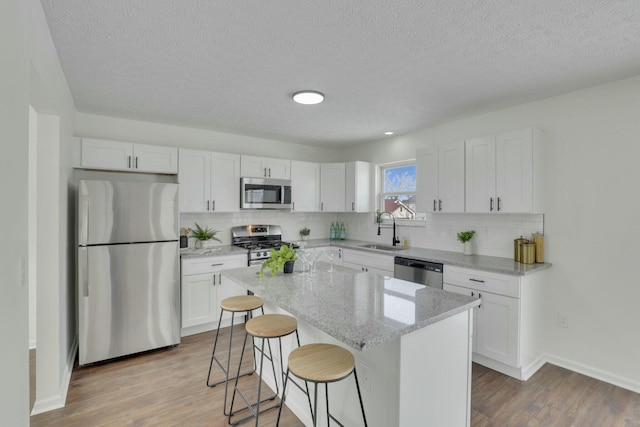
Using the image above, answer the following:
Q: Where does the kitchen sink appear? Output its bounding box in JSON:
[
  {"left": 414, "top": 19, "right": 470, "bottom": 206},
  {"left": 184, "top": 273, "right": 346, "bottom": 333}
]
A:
[{"left": 359, "top": 244, "right": 405, "bottom": 251}]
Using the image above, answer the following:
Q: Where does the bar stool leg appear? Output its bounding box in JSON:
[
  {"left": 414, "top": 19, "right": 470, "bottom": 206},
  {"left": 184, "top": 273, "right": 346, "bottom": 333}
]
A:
[
  {"left": 353, "top": 368, "right": 368, "bottom": 427},
  {"left": 207, "top": 306, "right": 264, "bottom": 416},
  {"left": 228, "top": 332, "right": 279, "bottom": 426}
]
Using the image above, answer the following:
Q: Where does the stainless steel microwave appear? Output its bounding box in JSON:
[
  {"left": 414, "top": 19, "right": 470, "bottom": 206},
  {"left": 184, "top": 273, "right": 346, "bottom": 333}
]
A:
[{"left": 240, "top": 177, "right": 292, "bottom": 209}]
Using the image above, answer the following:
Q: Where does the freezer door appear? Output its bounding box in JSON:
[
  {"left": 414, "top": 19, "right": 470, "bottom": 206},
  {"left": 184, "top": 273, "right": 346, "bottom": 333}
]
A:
[
  {"left": 78, "top": 180, "right": 179, "bottom": 245},
  {"left": 78, "top": 242, "right": 180, "bottom": 365}
]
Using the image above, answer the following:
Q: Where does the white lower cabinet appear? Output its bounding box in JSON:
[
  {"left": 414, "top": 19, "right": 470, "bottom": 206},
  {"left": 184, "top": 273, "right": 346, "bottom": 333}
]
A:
[
  {"left": 444, "top": 265, "right": 546, "bottom": 380},
  {"left": 342, "top": 249, "right": 394, "bottom": 276},
  {"left": 181, "top": 254, "right": 247, "bottom": 336}
]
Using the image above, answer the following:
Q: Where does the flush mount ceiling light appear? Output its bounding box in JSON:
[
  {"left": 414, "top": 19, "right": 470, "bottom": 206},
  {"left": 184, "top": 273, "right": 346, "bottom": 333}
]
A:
[
  {"left": 384, "top": 131, "right": 394, "bottom": 135},
  {"left": 292, "top": 90, "right": 325, "bottom": 105}
]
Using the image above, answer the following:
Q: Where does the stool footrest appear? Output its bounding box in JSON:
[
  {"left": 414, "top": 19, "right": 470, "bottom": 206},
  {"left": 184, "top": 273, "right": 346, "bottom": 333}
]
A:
[{"left": 229, "top": 386, "right": 279, "bottom": 426}]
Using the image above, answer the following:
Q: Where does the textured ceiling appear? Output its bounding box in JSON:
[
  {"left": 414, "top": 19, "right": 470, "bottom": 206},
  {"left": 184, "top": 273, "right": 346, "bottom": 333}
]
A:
[{"left": 40, "top": 0, "right": 640, "bottom": 147}]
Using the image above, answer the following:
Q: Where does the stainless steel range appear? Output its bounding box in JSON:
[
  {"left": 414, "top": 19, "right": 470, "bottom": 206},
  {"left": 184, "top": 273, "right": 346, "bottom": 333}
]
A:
[{"left": 231, "top": 225, "right": 299, "bottom": 266}]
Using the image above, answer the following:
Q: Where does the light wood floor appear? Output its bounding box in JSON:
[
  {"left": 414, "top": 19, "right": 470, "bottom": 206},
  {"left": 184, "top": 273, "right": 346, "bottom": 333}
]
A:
[{"left": 30, "top": 326, "right": 640, "bottom": 426}]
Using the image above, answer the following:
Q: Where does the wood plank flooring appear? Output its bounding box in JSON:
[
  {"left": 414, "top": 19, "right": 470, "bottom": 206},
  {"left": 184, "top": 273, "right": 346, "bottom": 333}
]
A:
[{"left": 30, "top": 325, "right": 640, "bottom": 426}]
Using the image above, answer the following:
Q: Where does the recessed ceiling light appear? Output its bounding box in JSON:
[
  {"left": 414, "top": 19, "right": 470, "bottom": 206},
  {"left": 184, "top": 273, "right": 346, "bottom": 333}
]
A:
[
  {"left": 384, "top": 131, "right": 394, "bottom": 135},
  {"left": 292, "top": 91, "right": 325, "bottom": 105}
]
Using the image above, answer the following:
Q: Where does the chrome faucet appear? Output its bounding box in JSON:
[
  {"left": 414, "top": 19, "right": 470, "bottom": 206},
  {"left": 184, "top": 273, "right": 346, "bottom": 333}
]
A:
[{"left": 377, "top": 211, "right": 400, "bottom": 246}]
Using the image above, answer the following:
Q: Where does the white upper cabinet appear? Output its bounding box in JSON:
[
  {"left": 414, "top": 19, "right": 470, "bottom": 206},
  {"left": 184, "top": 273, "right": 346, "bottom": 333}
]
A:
[
  {"left": 291, "top": 161, "right": 321, "bottom": 212},
  {"left": 240, "top": 155, "right": 291, "bottom": 179},
  {"left": 345, "top": 161, "right": 372, "bottom": 212},
  {"left": 178, "top": 149, "right": 240, "bottom": 213},
  {"left": 466, "top": 128, "right": 543, "bottom": 213},
  {"left": 416, "top": 141, "right": 465, "bottom": 213},
  {"left": 320, "top": 163, "right": 346, "bottom": 212},
  {"left": 81, "top": 138, "right": 178, "bottom": 174}
]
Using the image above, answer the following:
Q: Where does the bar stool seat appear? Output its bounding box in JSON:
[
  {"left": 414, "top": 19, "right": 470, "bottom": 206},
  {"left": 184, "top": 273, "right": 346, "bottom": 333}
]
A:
[
  {"left": 277, "top": 343, "right": 368, "bottom": 427},
  {"left": 207, "top": 295, "right": 264, "bottom": 416},
  {"left": 229, "top": 313, "right": 311, "bottom": 426},
  {"left": 220, "top": 295, "right": 264, "bottom": 312}
]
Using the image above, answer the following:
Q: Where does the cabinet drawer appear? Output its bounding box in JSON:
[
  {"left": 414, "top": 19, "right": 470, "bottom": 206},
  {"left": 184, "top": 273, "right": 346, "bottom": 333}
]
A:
[
  {"left": 182, "top": 255, "right": 246, "bottom": 275},
  {"left": 342, "top": 249, "right": 394, "bottom": 271},
  {"left": 444, "top": 266, "right": 520, "bottom": 298}
]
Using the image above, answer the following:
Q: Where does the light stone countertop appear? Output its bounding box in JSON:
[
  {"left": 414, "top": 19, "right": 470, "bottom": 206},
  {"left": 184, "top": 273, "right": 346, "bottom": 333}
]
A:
[
  {"left": 296, "top": 239, "right": 551, "bottom": 276},
  {"left": 222, "top": 262, "right": 480, "bottom": 351},
  {"left": 180, "top": 245, "right": 248, "bottom": 259}
]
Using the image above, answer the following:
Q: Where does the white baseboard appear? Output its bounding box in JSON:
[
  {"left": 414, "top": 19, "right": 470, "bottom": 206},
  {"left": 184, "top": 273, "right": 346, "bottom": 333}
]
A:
[
  {"left": 544, "top": 353, "right": 640, "bottom": 394},
  {"left": 31, "top": 335, "right": 78, "bottom": 416}
]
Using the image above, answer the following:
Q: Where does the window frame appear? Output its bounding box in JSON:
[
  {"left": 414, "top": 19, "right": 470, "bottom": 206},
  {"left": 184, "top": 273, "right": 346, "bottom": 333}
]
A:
[{"left": 378, "top": 160, "right": 418, "bottom": 221}]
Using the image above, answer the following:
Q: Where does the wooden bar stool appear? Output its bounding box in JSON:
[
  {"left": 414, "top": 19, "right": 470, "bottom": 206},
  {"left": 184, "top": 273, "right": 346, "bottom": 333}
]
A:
[
  {"left": 276, "top": 343, "right": 368, "bottom": 427},
  {"left": 229, "top": 313, "right": 311, "bottom": 426},
  {"left": 206, "top": 295, "right": 265, "bottom": 415}
]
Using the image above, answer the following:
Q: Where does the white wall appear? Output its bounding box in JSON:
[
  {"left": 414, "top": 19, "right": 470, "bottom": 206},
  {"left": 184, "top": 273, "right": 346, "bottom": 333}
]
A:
[
  {"left": 342, "top": 75, "right": 640, "bottom": 390},
  {"left": 0, "top": 1, "right": 30, "bottom": 425},
  {"left": 75, "top": 112, "right": 341, "bottom": 163}
]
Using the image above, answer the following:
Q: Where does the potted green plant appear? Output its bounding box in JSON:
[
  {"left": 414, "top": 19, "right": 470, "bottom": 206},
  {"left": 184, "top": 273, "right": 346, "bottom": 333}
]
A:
[
  {"left": 258, "top": 245, "right": 298, "bottom": 278},
  {"left": 457, "top": 230, "right": 475, "bottom": 255},
  {"left": 190, "top": 223, "right": 221, "bottom": 249},
  {"left": 299, "top": 227, "right": 310, "bottom": 241}
]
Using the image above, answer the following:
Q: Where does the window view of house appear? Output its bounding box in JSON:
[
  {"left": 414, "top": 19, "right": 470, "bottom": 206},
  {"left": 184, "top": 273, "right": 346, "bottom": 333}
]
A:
[{"left": 381, "top": 163, "right": 417, "bottom": 219}]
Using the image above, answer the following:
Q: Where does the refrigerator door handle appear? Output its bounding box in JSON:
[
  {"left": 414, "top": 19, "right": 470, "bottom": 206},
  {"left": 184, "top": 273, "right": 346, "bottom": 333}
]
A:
[{"left": 79, "top": 247, "right": 89, "bottom": 297}]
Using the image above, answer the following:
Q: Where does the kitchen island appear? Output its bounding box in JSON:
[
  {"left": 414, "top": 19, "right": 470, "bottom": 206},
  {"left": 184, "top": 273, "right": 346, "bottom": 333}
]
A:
[{"left": 223, "top": 263, "right": 480, "bottom": 427}]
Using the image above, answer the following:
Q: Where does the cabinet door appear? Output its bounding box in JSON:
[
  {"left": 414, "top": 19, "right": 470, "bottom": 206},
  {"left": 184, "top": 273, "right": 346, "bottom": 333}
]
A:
[
  {"left": 240, "top": 155, "right": 267, "bottom": 177},
  {"left": 438, "top": 141, "right": 465, "bottom": 212},
  {"left": 291, "top": 161, "right": 321, "bottom": 212},
  {"left": 320, "top": 163, "right": 346, "bottom": 212},
  {"left": 133, "top": 143, "right": 178, "bottom": 174},
  {"left": 81, "top": 138, "right": 133, "bottom": 171},
  {"left": 210, "top": 152, "right": 240, "bottom": 212},
  {"left": 496, "top": 129, "right": 533, "bottom": 213},
  {"left": 240, "top": 155, "right": 290, "bottom": 179},
  {"left": 443, "top": 283, "right": 479, "bottom": 353},
  {"left": 345, "top": 161, "right": 371, "bottom": 212},
  {"left": 181, "top": 273, "right": 216, "bottom": 328},
  {"left": 476, "top": 291, "right": 519, "bottom": 366},
  {"left": 416, "top": 146, "right": 439, "bottom": 213},
  {"left": 465, "top": 136, "right": 496, "bottom": 213},
  {"left": 216, "top": 275, "right": 245, "bottom": 321},
  {"left": 265, "top": 158, "right": 291, "bottom": 179},
  {"left": 178, "top": 149, "right": 211, "bottom": 212}
]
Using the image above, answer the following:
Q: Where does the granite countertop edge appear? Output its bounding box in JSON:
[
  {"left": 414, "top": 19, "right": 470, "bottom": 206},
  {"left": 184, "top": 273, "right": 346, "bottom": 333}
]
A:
[{"left": 298, "top": 239, "right": 551, "bottom": 276}]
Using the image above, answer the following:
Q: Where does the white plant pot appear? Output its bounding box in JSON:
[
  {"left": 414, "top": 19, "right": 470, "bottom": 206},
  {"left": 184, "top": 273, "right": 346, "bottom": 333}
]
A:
[
  {"left": 463, "top": 241, "right": 473, "bottom": 256},
  {"left": 196, "top": 239, "right": 218, "bottom": 249}
]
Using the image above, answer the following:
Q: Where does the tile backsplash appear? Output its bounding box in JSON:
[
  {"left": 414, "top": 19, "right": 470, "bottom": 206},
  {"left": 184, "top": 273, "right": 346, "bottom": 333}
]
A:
[{"left": 181, "top": 211, "right": 544, "bottom": 259}]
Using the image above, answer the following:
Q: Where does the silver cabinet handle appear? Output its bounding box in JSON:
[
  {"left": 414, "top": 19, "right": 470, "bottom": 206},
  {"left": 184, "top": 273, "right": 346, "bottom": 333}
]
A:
[
  {"left": 469, "top": 278, "right": 485, "bottom": 283},
  {"left": 207, "top": 200, "right": 210, "bottom": 211},
  {"left": 218, "top": 273, "right": 222, "bottom": 285},
  {"left": 264, "top": 167, "right": 267, "bottom": 177},
  {"left": 352, "top": 201, "right": 355, "bottom": 211},
  {"left": 128, "top": 156, "right": 132, "bottom": 169},
  {"left": 212, "top": 200, "right": 215, "bottom": 211},
  {"left": 433, "top": 200, "right": 436, "bottom": 212},
  {"left": 321, "top": 202, "right": 324, "bottom": 211},
  {"left": 338, "top": 249, "right": 342, "bottom": 259},
  {"left": 490, "top": 198, "right": 494, "bottom": 212},
  {"left": 268, "top": 168, "right": 271, "bottom": 177},
  {"left": 471, "top": 291, "right": 475, "bottom": 297},
  {"left": 292, "top": 202, "right": 295, "bottom": 211},
  {"left": 135, "top": 156, "right": 138, "bottom": 169},
  {"left": 439, "top": 199, "right": 442, "bottom": 211},
  {"left": 497, "top": 197, "right": 501, "bottom": 211},
  {"left": 212, "top": 275, "right": 216, "bottom": 286},
  {"left": 210, "top": 263, "right": 224, "bottom": 267}
]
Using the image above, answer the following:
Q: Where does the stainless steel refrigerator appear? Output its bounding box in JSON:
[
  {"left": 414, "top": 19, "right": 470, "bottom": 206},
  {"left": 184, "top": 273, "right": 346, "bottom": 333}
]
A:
[{"left": 77, "top": 180, "right": 180, "bottom": 365}]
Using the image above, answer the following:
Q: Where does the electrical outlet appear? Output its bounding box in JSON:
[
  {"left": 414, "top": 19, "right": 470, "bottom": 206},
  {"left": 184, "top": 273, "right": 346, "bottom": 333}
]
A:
[
  {"left": 358, "top": 363, "right": 371, "bottom": 392},
  {"left": 557, "top": 312, "right": 569, "bottom": 328}
]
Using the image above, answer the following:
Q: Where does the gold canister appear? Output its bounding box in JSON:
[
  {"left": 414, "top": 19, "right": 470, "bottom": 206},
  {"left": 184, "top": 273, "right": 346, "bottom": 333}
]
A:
[
  {"left": 514, "top": 236, "right": 529, "bottom": 262},
  {"left": 533, "top": 234, "right": 545, "bottom": 263},
  {"left": 520, "top": 243, "right": 536, "bottom": 264}
]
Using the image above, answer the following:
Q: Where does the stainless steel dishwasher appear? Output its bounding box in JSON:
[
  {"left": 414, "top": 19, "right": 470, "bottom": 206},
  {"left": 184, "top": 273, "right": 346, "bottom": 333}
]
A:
[{"left": 394, "top": 257, "right": 443, "bottom": 289}]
